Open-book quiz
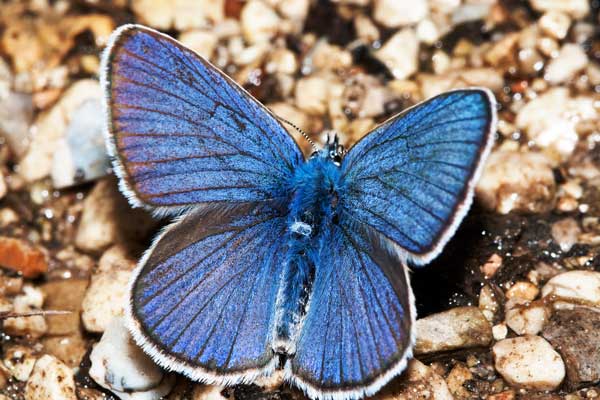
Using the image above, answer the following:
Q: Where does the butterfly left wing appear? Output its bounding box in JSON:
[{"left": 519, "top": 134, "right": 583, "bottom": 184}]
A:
[
  {"left": 127, "top": 203, "right": 288, "bottom": 382},
  {"left": 341, "top": 89, "right": 496, "bottom": 264},
  {"left": 101, "top": 25, "right": 303, "bottom": 213},
  {"left": 288, "top": 222, "right": 415, "bottom": 399}
]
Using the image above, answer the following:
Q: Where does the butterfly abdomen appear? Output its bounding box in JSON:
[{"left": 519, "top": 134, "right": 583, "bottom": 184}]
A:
[{"left": 272, "top": 155, "right": 345, "bottom": 353}]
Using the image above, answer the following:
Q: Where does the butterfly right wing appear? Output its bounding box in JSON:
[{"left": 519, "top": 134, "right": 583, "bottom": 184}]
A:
[
  {"left": 288, "top": 222, "right": 415, "bottom": 400},
  {"left": 127, "top": 202, "right": 288, "bottom": 383},
  {"left": 101, "top": 25, "right": 303, "bottom": 213},
  {"left": 341, "top": 89, "right": 495, "bottom": 265}
]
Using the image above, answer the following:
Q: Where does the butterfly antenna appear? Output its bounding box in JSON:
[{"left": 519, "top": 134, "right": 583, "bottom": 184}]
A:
[{"left": 278, "top": 117, "right": 318, "bottom": 152}]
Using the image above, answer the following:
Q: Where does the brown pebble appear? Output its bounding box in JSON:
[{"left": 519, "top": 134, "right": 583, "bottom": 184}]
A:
[{"left": 0, "top": 237, "right": 48, "bottom": 278}]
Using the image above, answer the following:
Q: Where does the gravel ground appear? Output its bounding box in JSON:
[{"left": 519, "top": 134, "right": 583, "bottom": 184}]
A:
[{"left": 0, "top": 0, "right": 600, "bottom": 399}]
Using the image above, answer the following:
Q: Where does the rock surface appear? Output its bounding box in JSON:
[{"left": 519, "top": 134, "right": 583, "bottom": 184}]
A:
[
  {"left": 476, "top": 150, "right": 556, "bottom": 214},
  {"left": 81, "top": 245, "right": 136, "bottom": 333},
  {"left": 542, "top": 308, "right": 600, "bottom": 389},
  {"left": 493, "top": 336, "right": 565, "bottom": 390},
  {"left": 24, "top": 355, "right": 76, "bottom": 400},
  {"left": 373, "top": 0, "right": 428, "bottom": 28},
  {"left": 415, "top": 306, "right": 492, "bottom": 354},
  {"left": 75, "top": 178, "right": 156, "bottom": 254},
  {"left": 374, "top": 359, "right": 453, "bottom": 400},
  {"left": 375, "top": 29, "right": 419, "bottom": 80},
  {"left": 131, "top": 0, "right": 224, "bottom": 31},
  {"left": 50, "top": 97, "right": 109, "bottom": 189},
  {"left": 90, "top": 317, "right": 174, "bottom": 399},
  {"left": 0, "top": 237, "right": 48, "bottom": 278},
  {"left": 18, "top": 79, "right": 102, "bottom": 182},
  {"left": 541, "top": 270, "right": 600, "bottom": 307}
]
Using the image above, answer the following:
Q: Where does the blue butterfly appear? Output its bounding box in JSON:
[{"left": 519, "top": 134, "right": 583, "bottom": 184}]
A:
[{"left": 100, "top": 24, "right": 496, "bottom": 400}]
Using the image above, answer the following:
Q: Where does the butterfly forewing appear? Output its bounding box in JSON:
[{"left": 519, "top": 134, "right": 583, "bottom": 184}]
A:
[
  {"left": 341, "top": 89, "right": 496, "bottom": 264},
  {"left": 102, "top": 25, "right": 303, "bottom": 212}
]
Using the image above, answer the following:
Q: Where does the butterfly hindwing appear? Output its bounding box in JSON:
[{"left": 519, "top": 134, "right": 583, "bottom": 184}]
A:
[
  {"left": 341, "top": 89, "right": 496, "bottom": 264},
  {"left": 289, "top": 222, "right": 415, "bottom": 399},
  {"left": 128, "top": 203, "right": 288, "bottom": 381},
  {"left": 101, "top": 25, "right": 303, "bottom": 212}
]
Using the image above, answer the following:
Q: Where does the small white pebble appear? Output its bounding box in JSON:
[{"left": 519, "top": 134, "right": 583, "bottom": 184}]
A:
[
  {"left": 493, "top": 336, "right": 565, "bottom": 390},
  {"left": 542, "top": 270, "right": 600, "bottom": 307},
  {"left": 492, "top": 323, "right": 508, "bottom": 340},
  {"left": 545, "top": 43, "right": 588, "bottom": 84},
  {"left": 539, "top": 11, "right": 571, "bottom": 39}
]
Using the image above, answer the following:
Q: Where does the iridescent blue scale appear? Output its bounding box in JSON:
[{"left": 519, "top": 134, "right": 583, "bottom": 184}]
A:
[{"left": 101, "top": 24, "right": 496, "bottom": 400}]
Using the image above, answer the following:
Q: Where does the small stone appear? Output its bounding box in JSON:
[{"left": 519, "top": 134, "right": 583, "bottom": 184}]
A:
[
  {"left": 446, "top": 363, "right": 473, "bottom": 399},
  {"left": 542, "top": 308, "right": 600, "bottom": 389},
  {"left": 41, "top": 279, "right": 88, "bottom": 336},
  {"left": 452, "top": 3, "right": 493, "bottom": 25},
  {"left": 545, "top": 44, "right": 588, "bottom": 84},
  {"left": 265, "top": 48, "right": 298, "bottom": 75},
  {"left": 51, "top": 98, "right": 110, "bottom": 189},
  {"left": 488, "top": 390, "right": 515, "bottom": 400},
  {"left": 374, "top": 359, "right": 453, "bottom": 400},
  {"left": 178, "top": 29, "right": 219, "bottom": 60},
  {"left": 308, "top": 41, "right": 353, "bottom": 73},
  {"left": 0, "top": 173, "right": 6, "bottom": 201},
  {"left": 506, "top": 281, "right": 540, "bottom": 301},
  {"left": 0, "top": 208, "right": 19, "bottom": 228},
  {"left": 493, "top": 336, "right": 565, "bottom": 390},
  {"left": 43, "top": 335, "right": 88, "bottom": 370},
  {"left": 132, "top": 0, "right": 224, "bottom": 31},
  {"left": 276, "top": 0, "right": 310, "bottom": 23},
  {"left": 476, "top": 150, "right": 556, "bottom": 214},
  {"left": 415, "top": 306, "right": 492, "bottom": 354},
  {"left": 0, "top": 273, "right": 23, "bottom": 296},
  {"left": 81, "top": 245, "right": 136, "bottom": 333},
  {"left": 3, "top": 345, "right": 37, "bottom": 382},
  {"left": 4, "top": 285, "right": 48, "bottom": 339},
  {"left": 430, "top": 0, "right": 460, "bottom": 13},
  {"left": 416, "top": 19, "right": 441, "bottom": 46},
  {"left": 418, "top": 68, "right": 504, "bottom": 99},
  {"left": 25, "top": 355, "right": 76, "bottom": 400},
  {"left": 431, "top": 50, "right": 451, "bottom": 75},
  {"left": 505, "top": 300, "right": 550, "bottom": 335},
  {"left": 0, "top": 237, "right": 47, "bottom": 278},
  {"left": 373, "top": 0, "right": 428, "bottom": 28},
  {"left": 75, "top": 178, "right": 156, "bottom": 254},
  {"left": 18, "top": 80, "right": 101, "bottom": 183},
  {"left": 375, "top": 29, "right": 419, "bottom": 80},
  {"left": 480, "top": 284, "right": 500, "bottom": 322},
  {"left": 516, "top": 88, "right": 596, "bottom": 162},
  {"left": 551, "top": 218, "right": 581, "bottom": 253},
  {"left": 493, "top": 323, "right": 508, "bottom": 340},
  {"left": 541, "top": 270, "right": 600, "bottom": 307},
  {"left": 529, "top": 0, "right": 589, "bottom": 19},
  {"left": 354, "top": 14, "right": 380, "bottom": 43},
  {"left": 90, "top": 317, "right": 175, "bottom": 398},
  {"left": 481, "top": 253, "right": 503, "bottom": 278},
  {"left": 0, "top": 91, "right": 33, "bottom": 158},
  {"left": 539, "top": 11, "right": 572, "bottom": 40},
  {"left": 241, "top": 0, "right": 280, "bottom": 45},
  {"left": 295, "top": 75, "right": 329, "bottom": 115},
  {"left": 486, "top": 32, "right": 519, "bottom": 66}
]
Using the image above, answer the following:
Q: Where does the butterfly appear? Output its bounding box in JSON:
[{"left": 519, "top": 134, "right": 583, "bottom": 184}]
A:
[{"left": 100, "top": 24, "right": 496, "bottom": 400}]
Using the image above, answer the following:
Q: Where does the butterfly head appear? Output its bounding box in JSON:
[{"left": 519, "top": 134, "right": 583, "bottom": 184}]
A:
[{"left": 313, "top": 132, "right": 345, "bottom": 166}]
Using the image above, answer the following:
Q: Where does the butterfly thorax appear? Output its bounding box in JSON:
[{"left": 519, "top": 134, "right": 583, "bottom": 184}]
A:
[{"left": 273, "top": 141, "right": 346, "bottom": 354}]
